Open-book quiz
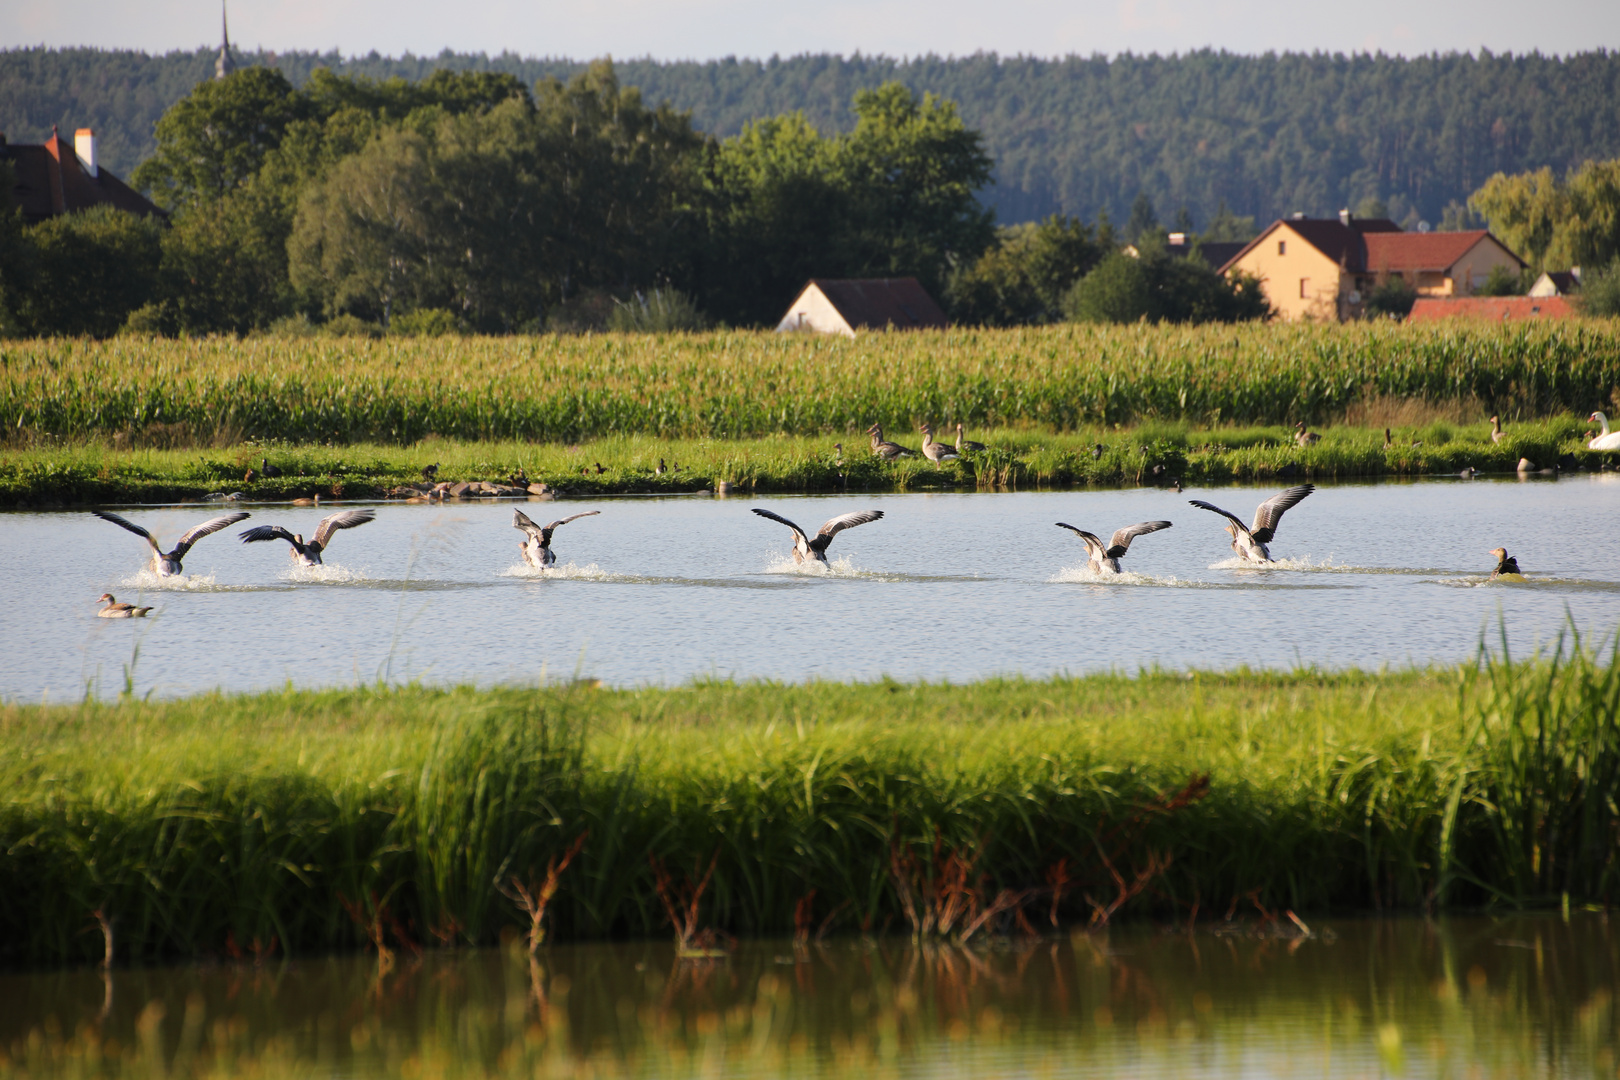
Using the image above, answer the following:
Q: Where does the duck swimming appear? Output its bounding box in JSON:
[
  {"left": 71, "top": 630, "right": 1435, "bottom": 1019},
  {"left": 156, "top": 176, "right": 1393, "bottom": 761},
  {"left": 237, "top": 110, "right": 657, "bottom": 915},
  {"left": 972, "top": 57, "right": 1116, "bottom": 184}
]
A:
[
  {"left": 93, "top": 510, "right": 250, "bottom": 577},
  {"left": 513, "top": 509, "right": 601, "bottom": 568},
  {"left": 1587, "top": 412, "right": 1620, "bottom": 450},
  {"left": 751, "top": 507, "right": 884, "bottom": 566},
  {"left": 240, "top": 509, "right": 376, "bottom": 566},
  {"left": 97, "top": 593, "right": 152, "bottom": 618},
  {"left": 1054, "top": 520, "right": 1172, "bottom": 574},
  {"left": 1489, "top": 547, "right": 1523, "bottom": 579},
  {"left": 1188, "top": 485, "right": 1315, "bottom": 563}
]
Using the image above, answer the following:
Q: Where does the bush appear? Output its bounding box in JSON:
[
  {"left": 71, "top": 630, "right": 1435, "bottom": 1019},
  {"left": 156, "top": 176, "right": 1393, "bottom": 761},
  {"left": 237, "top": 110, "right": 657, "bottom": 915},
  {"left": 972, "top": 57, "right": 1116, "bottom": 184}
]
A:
[
  {"left": 6, "top": 206, "right": 164, "bottom": 337},
  {"left": 1365, "top": 276, "right": 1418, "bottom": 320},
  {"left": 1579, "top": 258, "right": 1620, "bottom": 318},
  {"left": 1064, "top": 250, "right": 1271, "bottom": 325},
  {"left": 1065, "top": 251, "right": 1152, "bottom": 323},
  {"left": 605, "top": 289, "right": 710, "bottom": 333},
  {"left": 1476, "top": 264, "right": 1525, "bottom": 296},
  {"left": 392, "top": 308, "right": 462, "bottom": 336}
]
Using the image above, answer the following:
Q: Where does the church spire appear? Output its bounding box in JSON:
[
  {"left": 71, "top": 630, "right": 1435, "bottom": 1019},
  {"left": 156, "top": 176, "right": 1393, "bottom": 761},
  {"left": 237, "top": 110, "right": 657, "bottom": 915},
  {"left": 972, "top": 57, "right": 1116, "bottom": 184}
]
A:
[{"left": 215, "top": 2, "right": 236, "bottom": 80}]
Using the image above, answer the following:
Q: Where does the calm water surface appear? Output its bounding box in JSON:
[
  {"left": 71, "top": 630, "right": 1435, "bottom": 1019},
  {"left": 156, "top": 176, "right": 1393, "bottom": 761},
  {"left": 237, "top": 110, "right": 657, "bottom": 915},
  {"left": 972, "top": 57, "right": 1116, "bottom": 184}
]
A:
[
  {"left": 2, "top": 915, "right": 1614, "bottom": 1078},
  {"left": 4, "top": 476, "right": 1619, "bottom": 700}
]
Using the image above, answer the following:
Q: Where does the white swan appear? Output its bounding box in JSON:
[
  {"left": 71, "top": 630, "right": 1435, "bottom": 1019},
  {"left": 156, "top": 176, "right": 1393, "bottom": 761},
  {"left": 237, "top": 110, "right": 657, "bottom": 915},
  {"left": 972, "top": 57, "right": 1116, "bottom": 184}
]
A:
[
  {"left": 1588, "top": 412, "right": 1620, "bottom": 450},
  {"left": 1054, "top": 520, "right": 1172, "bottom": 574}
]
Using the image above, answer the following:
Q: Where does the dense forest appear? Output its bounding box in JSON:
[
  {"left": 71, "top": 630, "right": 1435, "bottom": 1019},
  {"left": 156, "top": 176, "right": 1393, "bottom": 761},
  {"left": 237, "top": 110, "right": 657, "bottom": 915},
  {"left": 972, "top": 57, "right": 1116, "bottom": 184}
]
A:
[{"left": 4, "top": 46, "right": 1620, "bottom": 230}]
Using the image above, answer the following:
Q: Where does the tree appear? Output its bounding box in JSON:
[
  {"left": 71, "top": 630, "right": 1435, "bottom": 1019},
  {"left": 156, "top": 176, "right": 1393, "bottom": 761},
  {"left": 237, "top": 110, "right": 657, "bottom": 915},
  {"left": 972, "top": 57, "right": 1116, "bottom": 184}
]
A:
[
  {"left": 1364, "top": 276, "right": 1417, "bottom": 319},
  {"left": 1201, "top": 201, "right": 1255, "bottom": 243},
  {"left": 1474, "top": 264, "right": 1524, "bottom": 296},
  {"left": 6, "top": 206, "right": 164, "bottom": 336},
  {"left": 131, "top": 67, "right": 310, "bottom": 210},
  {"left": 1125, "top": 193, "right": 1158, "bottom": 245},
  {"left": 1471, "top": 159, "right": 1620, "bottom": 272},
  {"left": 1066, "top": 251, "right": 1152, "bottom": 323},
  {"left": 1578, "top": 258, "right": 1620, "bottom": 318},
  {"left": 945, "top": 214, "right": 1105, "bottom": 326},
  {"left": 1065, "top": 248, "right": 1270, "bottom": 325}
]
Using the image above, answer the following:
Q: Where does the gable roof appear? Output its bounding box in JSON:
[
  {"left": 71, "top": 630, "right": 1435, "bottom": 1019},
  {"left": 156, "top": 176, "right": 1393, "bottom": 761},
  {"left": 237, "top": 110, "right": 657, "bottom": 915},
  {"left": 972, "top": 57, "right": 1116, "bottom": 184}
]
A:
[
  {"left": 1363, "top": 230, "right": 1524, "bottom": 274},
  {"left": 1407, "top": 296, "right": 1573, "bottom": 323},
  {"left": 798, "top": 278, "right": 948, "bottom": 331},
  {"left": 1, "top": 131, "right": 164, "bottom": 223}
]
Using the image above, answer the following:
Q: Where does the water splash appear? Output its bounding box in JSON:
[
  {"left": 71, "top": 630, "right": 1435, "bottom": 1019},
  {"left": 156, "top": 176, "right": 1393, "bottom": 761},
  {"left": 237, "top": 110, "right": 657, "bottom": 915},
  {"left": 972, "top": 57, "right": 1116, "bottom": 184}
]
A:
[
  {"left": 1049, "top": 565, "right": 1193, "bottom": 587},
  {"left": 1209, "top": 554, "right": 1343, "bottom": 572},
  {"left": 119, "top": 569, "right": 220, "bottom": 591},
  {"left": 763, "top": 554, "right": 868, "bottom": 577},
  {"left": 498, "top": 561, "right": 612, "bottom": 580},
  {"left": 285, "top": 563, "right": 370, "bottom": 584},
  {"left": 1432, "top": 575, "right": 1620, "bottom": 592}
]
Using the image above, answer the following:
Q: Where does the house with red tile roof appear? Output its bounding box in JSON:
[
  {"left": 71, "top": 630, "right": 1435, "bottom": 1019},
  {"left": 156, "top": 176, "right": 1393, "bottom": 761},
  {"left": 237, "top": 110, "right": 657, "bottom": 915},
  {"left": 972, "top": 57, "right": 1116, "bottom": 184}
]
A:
[
  {"left": 1218, "top": 212, "right": 1524, "bottom": 321},
  {"left": 776, "top": 278, "right": 948, "bottom": 336},
  {"left": 1, "top": 127, "right": 164, "bottom": 224},
  {"left": 1408, "top": 296, "right": 1575, "bottom": 323}
]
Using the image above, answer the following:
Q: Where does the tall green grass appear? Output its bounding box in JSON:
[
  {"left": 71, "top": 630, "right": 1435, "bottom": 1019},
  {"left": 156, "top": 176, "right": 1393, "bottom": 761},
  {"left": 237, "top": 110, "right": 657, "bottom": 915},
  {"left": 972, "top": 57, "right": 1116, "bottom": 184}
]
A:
[
  {"left": 4, "top": 321, "right": 1619, "bottom": 445},
  {"left": 2, "top": 632, "right": 1618, "bottom": 966}
]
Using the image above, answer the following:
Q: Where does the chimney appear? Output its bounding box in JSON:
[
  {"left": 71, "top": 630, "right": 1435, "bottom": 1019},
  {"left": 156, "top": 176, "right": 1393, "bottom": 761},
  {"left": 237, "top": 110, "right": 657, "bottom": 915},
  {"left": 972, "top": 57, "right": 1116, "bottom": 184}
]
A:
[
  {"left": 1339, "top": 208, "right": 1352, "bottom": 226},
  {"left": 75, "top": 128, "right": 98, "bottom": 178},
  {"left": 1290, "top": 211, "right": 1306, "bottom": 220},
  {"left": 1168, "top": 232, "right": 1187, "bottom": 247}
]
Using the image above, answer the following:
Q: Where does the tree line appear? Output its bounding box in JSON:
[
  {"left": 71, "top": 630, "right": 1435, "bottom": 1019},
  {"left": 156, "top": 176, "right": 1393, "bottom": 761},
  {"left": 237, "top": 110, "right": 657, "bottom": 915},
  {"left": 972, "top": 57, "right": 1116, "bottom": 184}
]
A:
[
  {"left": 6, "top": 46, "right": 1620, "bottom": 230},
  {"left": 0, "top": 62, "right": 1269, "bottom": 336}
]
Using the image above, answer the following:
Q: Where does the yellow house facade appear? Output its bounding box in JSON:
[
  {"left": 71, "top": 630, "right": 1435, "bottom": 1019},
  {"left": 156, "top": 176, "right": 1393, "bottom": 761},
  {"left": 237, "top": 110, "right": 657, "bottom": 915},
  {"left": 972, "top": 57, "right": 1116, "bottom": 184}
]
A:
[{"left": 1220, "top": 213, "right": 1525, "bottom": 321}]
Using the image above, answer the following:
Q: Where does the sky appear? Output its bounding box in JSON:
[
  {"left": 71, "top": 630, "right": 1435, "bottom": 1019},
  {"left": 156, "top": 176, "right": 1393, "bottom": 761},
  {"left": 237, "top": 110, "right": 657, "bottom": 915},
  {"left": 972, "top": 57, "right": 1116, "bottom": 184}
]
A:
[{"left": 6, "top": 0, "right": 1618, "bottom": 60}]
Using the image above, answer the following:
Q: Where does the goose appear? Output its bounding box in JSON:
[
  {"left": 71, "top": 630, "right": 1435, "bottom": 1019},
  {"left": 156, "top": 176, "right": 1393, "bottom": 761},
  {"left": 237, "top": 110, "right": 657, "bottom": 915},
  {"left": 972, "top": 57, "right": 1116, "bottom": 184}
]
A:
[
  {"left": 1588, "top": 412, "right": 1620, "bottom": 451},
  {"left": 1294, "top": 422, "right": 1320, "bottom": 447},
  {"left": 751, "top": 507, "right": 883, "bottom": 566},
  {"left": 919, "top": 424, "right": 960, "bottom": 465},
  {"left": 97, "top": 594, "right": 152, "bottom": 618},
  {"left": 1188, "top": 485, "right": 1315, "bottom": 563},
  {"left": 93, "top": 510, "right": 250, "bottom": 577},
  {"left": 955, "top": 423, "right": 987, "bottom": 453},
  {"left": 1054, "top": 520, "right": 1172, "bottom": 574},
  {"left": 1488, "top": 547, "right": 1523, "bottom": 579},
  {"left": 1384, "top": 428, "right": 1393, "bottom": 450},
  {"left": 1490, "top": 415, "right": 1505, "bottom": 444},
  {"left": 513, "top": 509, "right": 600, "bottom": 568},
  {"left": 240, "top": 510, "right": 376, "bottom": 566},
  {"left": 866, "top": 425, "right": 913, "bottom": 460},
  {"left": 261, "top": 458, "right": 283, "bottom": 478},
  {"left": 421, "top": 462, "right": 440, "bottom": 482}
]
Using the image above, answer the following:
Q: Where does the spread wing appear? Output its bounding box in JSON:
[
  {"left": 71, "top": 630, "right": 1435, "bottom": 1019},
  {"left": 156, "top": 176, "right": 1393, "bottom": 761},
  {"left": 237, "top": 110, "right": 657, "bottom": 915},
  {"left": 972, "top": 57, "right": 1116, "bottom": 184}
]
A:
[
  {"left": 1054, "top": 522, "right": 1107, "bottom": 558},
  {"left": 1107, "top": 520, "right": 1172, "bottom": 557},
  {"left": 93, "top": 510, "right": 159, "bottom": 551},
  {"left": 816, "top": 510, "right": 884, "bottom": 539},
  {"left": 239, "top": 524, "right": 298, "bottom": 546},
  {"left": 1250, "top": 485, "right": 1314, "bottom": 543},
  {"left": 1188, "top": 499, "right": 1249, "bottom": 535},
  {"left": 541, "top": 511, "right": 601, "bottom": 542},
  {"left": 312, "top": 510, "right": 376, "bottom": 548},
  {"left": 172, "top": 513, "right": 251, "bottom": 557},
  {"left": 750, "top": 507, "right": 809, "bottom": 544},
  {"left": 512, "top": 508, "right": 546, "bottom": 541}
]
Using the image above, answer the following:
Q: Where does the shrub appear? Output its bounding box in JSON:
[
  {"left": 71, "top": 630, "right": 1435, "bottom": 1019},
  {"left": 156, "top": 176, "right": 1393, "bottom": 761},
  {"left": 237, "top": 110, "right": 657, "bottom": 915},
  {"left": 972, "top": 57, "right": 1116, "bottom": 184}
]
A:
[
  {"left": 1365, "top": 276, "right": 1418, "bottom": 320},
  {"left": 605, "top": 289, "right": 710, "bottom": 333}
]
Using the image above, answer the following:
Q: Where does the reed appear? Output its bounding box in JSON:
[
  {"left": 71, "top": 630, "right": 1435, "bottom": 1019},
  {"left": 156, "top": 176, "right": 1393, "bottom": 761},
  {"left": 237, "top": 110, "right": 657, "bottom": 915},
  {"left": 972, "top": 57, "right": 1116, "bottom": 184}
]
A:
[
  {"left": 1, "top": 633, "right": 1617, "bottom": 967},
  {"left": 3, "top": 321, "right": 1619, "bottom": 448},
  {"left": 0, "top": 417, "right": 1607, "bottom": 506}
]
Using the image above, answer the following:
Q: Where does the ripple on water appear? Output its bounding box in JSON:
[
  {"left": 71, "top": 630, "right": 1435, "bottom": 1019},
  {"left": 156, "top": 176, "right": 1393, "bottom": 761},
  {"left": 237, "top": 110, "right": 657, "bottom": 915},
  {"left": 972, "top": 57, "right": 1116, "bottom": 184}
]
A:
[
  {"left": 1049, "top": 566, "right": 1197, "bottom": 587},
  {"left": 762, "top": 555, "right": 880, "bottom": 578},
  {"left": 1431, "top": 575, "right": 1620, "bottom": 592},
  {"left": 498, "top": 561, "right": 613, "bottom": 581},
  {"left": 284, "top": 563, "right": 371, "bottom": 584},
  {"left": 119, "top": 569, "right": 222, "bottom": 591}
]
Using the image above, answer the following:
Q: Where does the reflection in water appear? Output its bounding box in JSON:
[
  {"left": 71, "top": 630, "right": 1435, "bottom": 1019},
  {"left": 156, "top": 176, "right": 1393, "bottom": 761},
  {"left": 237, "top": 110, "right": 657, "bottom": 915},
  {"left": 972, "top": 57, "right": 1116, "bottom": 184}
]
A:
[{"left": 2, "top": 915, "right": 1615, "bottom": 1078}]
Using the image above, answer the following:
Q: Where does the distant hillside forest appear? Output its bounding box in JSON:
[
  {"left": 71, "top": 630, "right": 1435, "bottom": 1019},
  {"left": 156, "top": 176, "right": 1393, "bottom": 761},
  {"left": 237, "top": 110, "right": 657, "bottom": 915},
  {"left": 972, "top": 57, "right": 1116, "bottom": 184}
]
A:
[{"left": 4, "top": 46, "right": 1620, "bottom": 230}]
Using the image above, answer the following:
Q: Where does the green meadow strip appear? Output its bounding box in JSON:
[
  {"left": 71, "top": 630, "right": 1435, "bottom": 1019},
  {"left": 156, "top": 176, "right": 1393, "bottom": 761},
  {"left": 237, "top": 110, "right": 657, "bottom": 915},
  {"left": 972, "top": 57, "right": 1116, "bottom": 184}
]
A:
[{"left": 3, "top": 629, "right": 1618, "bottom": 966}]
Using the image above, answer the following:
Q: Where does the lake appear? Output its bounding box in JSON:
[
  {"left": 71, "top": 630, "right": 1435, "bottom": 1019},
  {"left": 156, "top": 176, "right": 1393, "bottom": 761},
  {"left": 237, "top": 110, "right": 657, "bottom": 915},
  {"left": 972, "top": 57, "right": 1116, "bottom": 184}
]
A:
[
  {"left": 2, "top": 914, "right": 1613, "bottom": 1078},
  {"left": 4, "top": 475, "right": 1619, "bottom": 701}
]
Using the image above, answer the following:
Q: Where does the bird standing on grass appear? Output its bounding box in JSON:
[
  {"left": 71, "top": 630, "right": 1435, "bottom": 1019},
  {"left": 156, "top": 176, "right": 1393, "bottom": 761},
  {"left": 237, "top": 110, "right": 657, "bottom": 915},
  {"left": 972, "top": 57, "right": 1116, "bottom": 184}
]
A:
[
  {"left": 1490, "top": 415, "right": 1505, "bottom": 444},
  {"left": 1188, "top": 485, "right": 1315, "bottom": 564},
  {"left": 867, "top": 425, "right": 913, "bottom": 460},
  {"left": 421, "top": 462, "right": 440, "bottom": 482},
  {"left": 1294, "top": 422, "right": 1320, "bottom": 446},
  {"left": 919, "top": 424, "right": 960, "bottom": 466},
  {"left": 1488, "top": 548, "right": 1523, "bottom": 579},
  {"left": 97, "top": 594, "right": 152, "bottom": 618},
  {"left": 93, "top": 510, "right": 250, "bottom": 577},
  {"left": 955, "top": 423, "right": 987, "bottom": 453},
  {"left": 1054, "top": 521, "right": 1173, "bottom": 575},
  {"left": 751, "top": 507, "right": 884, "bottom": 566},
  {"left": 513, "top": 509, "right": 601, "bottom": 568},
  {"left": 261, "top": 458, "right": 282, "bottom": 478},
  {"left": 240, "top": 510, "right": 377, "bottom": 566}
]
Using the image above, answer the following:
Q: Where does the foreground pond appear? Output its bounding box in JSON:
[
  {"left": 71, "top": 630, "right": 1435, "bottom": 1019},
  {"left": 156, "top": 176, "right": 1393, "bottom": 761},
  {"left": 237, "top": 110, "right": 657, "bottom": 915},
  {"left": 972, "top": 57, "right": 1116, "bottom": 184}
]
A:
[
  {"left": 4, "top": 476, "right": 1620, "bottom": 700},
  {"left": 2, "top": 915, "right": 1613, "bottom": 1078}
]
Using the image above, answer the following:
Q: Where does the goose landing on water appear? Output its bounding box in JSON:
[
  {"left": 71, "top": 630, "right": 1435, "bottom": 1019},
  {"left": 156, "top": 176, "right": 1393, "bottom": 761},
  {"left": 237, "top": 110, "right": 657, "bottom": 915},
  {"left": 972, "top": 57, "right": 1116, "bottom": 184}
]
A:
[
  {"left": 97, "top": 594, "right": 152, "bottom": 618},
  {"left": 240, "top": 510, "right": 376, "bottom": 566},
  {"left": 1054, "top": 520, "right": 1172, "bottom": 574},
  {"left": 93, "top": 510, "right": 250, "bottom": 577},
  {"left": 751, "top": 507, "right": 883, "bottom": 566},
  {"left": 513, "top": 509, "right": 601, "bottom": 568},
  {"left": 1188, "top": 485, "right": 1315, "bottom": 564}
]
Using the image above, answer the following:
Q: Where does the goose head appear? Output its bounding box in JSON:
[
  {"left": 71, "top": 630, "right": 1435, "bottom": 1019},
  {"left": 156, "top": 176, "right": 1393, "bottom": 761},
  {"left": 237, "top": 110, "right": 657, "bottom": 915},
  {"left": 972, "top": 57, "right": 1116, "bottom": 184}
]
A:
[
  {"left": 98, "top": 593, "right": 115, "bottom": 604},
  {"left": 1488, "top": 547, "right": 1510, "bottom": 561}
]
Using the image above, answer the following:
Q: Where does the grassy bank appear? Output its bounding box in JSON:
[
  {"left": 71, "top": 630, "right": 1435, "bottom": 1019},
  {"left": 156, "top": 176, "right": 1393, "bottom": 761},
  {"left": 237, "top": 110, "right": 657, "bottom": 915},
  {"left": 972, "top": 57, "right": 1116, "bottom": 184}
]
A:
[
  {"left": 3, "top": 417, "right": 1612, "bottom": 506},
  {"left": 4, "top": 321, "right": 1620, "bottom": 448},
  {"left": 3, "top": 630, "right": 1617, "bottom": 966}
]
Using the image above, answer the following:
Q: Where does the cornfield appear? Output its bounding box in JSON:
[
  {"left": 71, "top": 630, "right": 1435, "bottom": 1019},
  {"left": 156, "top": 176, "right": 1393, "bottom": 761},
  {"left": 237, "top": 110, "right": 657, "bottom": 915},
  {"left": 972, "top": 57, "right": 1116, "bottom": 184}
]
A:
[{"left": 4, "top": 321, "right": 1619, "bottom": 445}]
